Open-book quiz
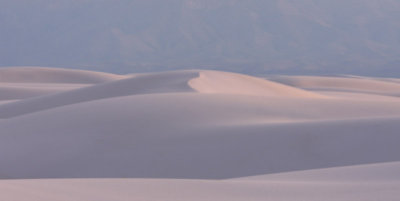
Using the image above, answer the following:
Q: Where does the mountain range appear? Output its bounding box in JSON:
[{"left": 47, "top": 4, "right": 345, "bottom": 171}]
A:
[{"left": 1, "top": 0, "right": 400, "bottom": 75}]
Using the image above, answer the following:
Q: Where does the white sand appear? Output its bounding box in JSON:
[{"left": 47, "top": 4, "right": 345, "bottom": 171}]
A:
[
  {"left": 0, "top": 66, "right": 125, "bottom": 83},
  {"left": 1, "top": 162, "right": 399, "bottom": 201},
  {"left": 269, "top": 75, "right": 400, "bottom": 96},
  {"left": 0, "top": 67, "right": 399, "bottom": 200}
]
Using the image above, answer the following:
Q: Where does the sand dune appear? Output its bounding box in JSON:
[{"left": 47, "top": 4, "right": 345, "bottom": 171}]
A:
[
  {"left": 189, "top": 71, "right": 325, "bottom": 98},
  {"left": 0, "top": 67, "right": 399, "bottom": 200},
  {"left": 0, "top": 70, "right": 198, "bottom": 118},
  {"left": 1, "top": 162, "right": 399, "bottom": 201},
  {"left": 0, "top": 83, "right": 90, "bottom": 100},
  {"left": 0, "top": 67, "right": 124, "bottom": 101},
  {"left": 2, "top": 178, "right": 397, "bottom": 201},
  {"left": 2, "top": 69, "right": 400, "bottom": 119},
  {"left": 0, "top": 67, "right": 124, "bottom": 83},
  {"left": 1, "top": 101, "right": 400, "bottom": 179},
  {"left": 237, "top": 161, "right": 400, "bottom": 182},
  {"left": 269, "top": 75, "right": 400, "bottom": 97}
]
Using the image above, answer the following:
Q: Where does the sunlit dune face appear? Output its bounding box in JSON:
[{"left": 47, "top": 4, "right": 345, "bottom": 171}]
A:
[{"left": 189, "top": 71, "right": 326, "bottom": 98}]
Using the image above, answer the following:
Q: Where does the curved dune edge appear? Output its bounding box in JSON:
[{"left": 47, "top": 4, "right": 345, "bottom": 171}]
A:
[
  {"left": 189, "top": 70, "right": 326, "bottom": 98},
  {"left": 0, "top": 83, "right": 90, "bottom": 100},
  {"left": 0, "top": 66, "right": 126, "bottom": 83},
  {"left": 1, "top": 92, "right": 400, "bottom": 179},
  {"left": 0, "top": 70, "right": 199, "bottom": 118},
  {"left": 234, "top": 161, "right": 400, "bottom": 181},
  {"left": 0, "top": 162, "right": 399, "bottom": 201},
  {"left": 0, "top": 70, "right": 330, "bottom": 119},
  {"left": 269, "top": 75, "right": 400, "bottom": 96},
  {"left": 1, "top": 67, "right": 400, "bottom": 200}
]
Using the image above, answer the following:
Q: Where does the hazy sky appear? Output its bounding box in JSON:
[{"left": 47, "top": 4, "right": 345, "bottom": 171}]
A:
[{"left": 1, "top": 0, "right": 400, "bottom": 76}]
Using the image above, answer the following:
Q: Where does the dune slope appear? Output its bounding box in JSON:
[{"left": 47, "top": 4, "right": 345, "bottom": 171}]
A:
[
  {"left": 0, "top": 67, "right": 125, "bottom": 83},
  {"left": 1, "top": 162, "right": 400, "bottom": 201},
  {"left": 0, "top": 70, "right": 198, "bottom": 118},
  {"left": 269, "top": 75, "right": 400, "bottom": 97},
  {"left": 0, "top": 67, "right": 399, "bottom": 200}
]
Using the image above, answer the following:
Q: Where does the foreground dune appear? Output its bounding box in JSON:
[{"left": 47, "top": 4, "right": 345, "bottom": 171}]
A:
[
  {"left": 1, "top": 162, "right": 399, "bottom": 201},
  {"left": 0, "top": 67, "right": 399, "bottom": 200}
]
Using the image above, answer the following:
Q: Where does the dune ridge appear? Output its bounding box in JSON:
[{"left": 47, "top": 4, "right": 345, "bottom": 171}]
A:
[
  {"left": 0, "top": 69, "right": 331, "bottom": 119},
  {"left": 0, "top": 67, "right": 125, "bottom": 83},
  {"left": 0, "top": 67, "right": 399, "bottom": 200},
  {"left": 269, "top": 75, "right": 400, "bottom": 97},
  {"left": 0, "top": 70, "right": 198, "bottom": 118},
  {"left": 189, "top": 71, "right": 325, "bottom": 98},
  {"left": 1, "top": 162, "right": 399, "bottom": 201}
]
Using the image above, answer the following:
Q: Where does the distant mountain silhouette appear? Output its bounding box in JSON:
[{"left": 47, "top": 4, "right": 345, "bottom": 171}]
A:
[{"left": 1, "top": 0, "right": 400, "bottom": 76}]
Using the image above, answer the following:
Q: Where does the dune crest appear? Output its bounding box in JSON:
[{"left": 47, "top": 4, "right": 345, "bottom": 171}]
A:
[
  {"left": 1, "top": 67, "right": 400, "bottom": 200},
  {"left": 0, "top": 70, "right": 198, "bottom": 118},
  {"left": 0, "top": 70, "right": 331, "bottom": 119},
  {"left": 1, "top": 162, "right": 400, "bottom": 201},
  {"left": 270, "top": 75, "right": 400, "bottom": 97},
  {"left": 189, "top": 71, "right": 325, "bottom": 98},
  {"left": 0, "top": 67, "right": 125, "bottom": 83}
]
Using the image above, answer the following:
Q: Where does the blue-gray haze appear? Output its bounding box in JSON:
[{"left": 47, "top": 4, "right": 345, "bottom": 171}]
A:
[{"left": 1, "top": 0, "right": 400, "bottom": 76}]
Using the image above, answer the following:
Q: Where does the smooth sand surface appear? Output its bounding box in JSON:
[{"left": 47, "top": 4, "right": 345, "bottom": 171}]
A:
[
  {"left": 0, "top": 66, "right": 125, "bottom": 83},
  {"left": 1, "top": 162, "right": 399, "bottom": 201},
  {"left": 269, "top": 75, "right": 400, "bottom": 96},
  {"left": 1, "top": 67, "right": 399, "bottom": 200}
]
